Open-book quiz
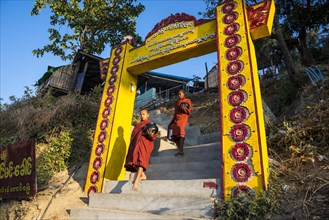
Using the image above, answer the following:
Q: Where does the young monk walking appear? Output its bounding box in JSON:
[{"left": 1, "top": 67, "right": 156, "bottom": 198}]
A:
[
  {"left": 124, "top": 109, "right": 157, "bottom": 191},
  {"left": 168, "top": 89, "right": 192, "bottom": 156}
]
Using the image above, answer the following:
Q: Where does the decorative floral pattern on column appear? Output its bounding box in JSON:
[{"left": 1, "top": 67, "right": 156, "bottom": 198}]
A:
[
  {"left": 231, "top": 185, "right": 254, "bottom": 196},
  {"left": 247, "top": 0, "right": 270, "bottom": 30},
  {"left": 231, "top": 143, "right": 251, "bottom": 161},
  {"left": 219, "top": 0, "right": 260, "bottom": 198},
  {"left": 86, "top": 45, "right": 124, "bottom": 196}
]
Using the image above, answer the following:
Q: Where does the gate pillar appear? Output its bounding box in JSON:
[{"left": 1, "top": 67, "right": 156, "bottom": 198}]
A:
[
  {"left": 84, "top": 42, "right": 137, "bottom": 194},
  {"left": 215, "top": 0, "right": 275, "bottom": 200}
]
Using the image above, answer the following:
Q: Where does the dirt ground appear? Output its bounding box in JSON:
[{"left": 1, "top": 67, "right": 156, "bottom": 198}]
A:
[{"left": 159, "top": 92, "right": 221, "bottom": 134}]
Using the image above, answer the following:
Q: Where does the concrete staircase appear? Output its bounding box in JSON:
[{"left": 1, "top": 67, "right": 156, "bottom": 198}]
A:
[{"left": 70, "top": 140, "right": 222, "bottom": 219}]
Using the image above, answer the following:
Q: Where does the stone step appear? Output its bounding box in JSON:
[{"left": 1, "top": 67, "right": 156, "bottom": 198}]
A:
[
  {"left": 147, "top": 160, "right": 221, "bottom": 174},
  {"left": 150, "top": 148, "right": 220, "bottom": 164},
  {"left": 154, "top": 142, "right": 221, "bottom": 157},
  {"left": 89, "top": 193, "right": 214, "bottom": 219},
  {"left": 152, "top": 138, "right": 177, "bottom": 157},
  {"left": 198, "top": 132, "right": 221, "bottom": 145},
  {"left": 145, "top": 169, "right": 221, "bottom": 180},
  {"left": 103, "top": 179, "right": 220, "bottom": 197},
  {"left": 70, "top": 207, "right": 206, "bottom": 219}
]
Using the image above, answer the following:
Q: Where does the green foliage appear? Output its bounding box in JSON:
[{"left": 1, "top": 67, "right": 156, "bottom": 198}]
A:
[
  {"left": 201, "top": 0, "right": 259, "bottom": 19},
  {"left": 0, "top": 87, "right": 102, "bottom": 143},
  {"left": 69, "top": 128, "right": 94, "bottom": 166},
  {"left": 9, "top": 96, "right": 18, "bottom": 104},
  {"left": 22, "top": 86, "right": 34, "bottom": 99},
  {"left": 132, "top": 113, "right": 140, "bottom": 126},
  {"left": 255, "top": 38, "right": 281, "bottom": 69},
  {"left": 31, "top": 0, "right": 145, "bottom": 60},
  {"left": 276, "top": 1, "right": 329, "bottom": 35},
  {"left": 36, "top": 131, "right": 73, "bottom": 185},
  {"left": 310, "top": 34, "right": 329, "bottom": 63},
  {"left": 202, "top": 0, "right": 329, "bottom": 84},
  {"left": 260, "top": 73, "right": 298, "bottom": 116},
  {"left": 0, "top": 87, "right": 103, "bottom": 185},
  {"left": 274, "top": 75, "right": 298, "bottom": 107},
  {"left": 273, "top": 0, "right": 329, "bottom": 65},
  {"left": 0, "top": 137, "right": 13, "bottom": 147},
  {"left": 214, "top": 172, "right": 281, "bottom": 220}
]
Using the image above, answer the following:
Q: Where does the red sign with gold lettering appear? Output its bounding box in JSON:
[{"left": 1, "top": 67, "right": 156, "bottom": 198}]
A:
[{"left": 0, "top": 140, "right": 37, "bottom": 200}]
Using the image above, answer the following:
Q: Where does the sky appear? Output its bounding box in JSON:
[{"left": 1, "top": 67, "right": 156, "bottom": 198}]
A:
[{"left": 0, "top": 0, "right": 218, "bottom": 104}]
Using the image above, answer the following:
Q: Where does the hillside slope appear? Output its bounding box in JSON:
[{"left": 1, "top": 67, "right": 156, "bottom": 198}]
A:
[{"left": 1, "top": 79, "right": 329, "bottom": 219}]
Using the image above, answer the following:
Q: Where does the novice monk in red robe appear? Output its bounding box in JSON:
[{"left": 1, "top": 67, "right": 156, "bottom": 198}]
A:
[
  {"left": 168, "top": 89, "right": 192, "bottom": 156},
  {"left": 124, "top": 109, "right": 157, "bottom": 191}
]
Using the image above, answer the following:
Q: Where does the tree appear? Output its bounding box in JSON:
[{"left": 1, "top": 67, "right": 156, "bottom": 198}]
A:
[
  {"left": 276, "top": 0, "right": 329, "bottom": 66},
  {"left": 201, "top": 0, "right": 299, "bottom": 83},
  {"left": 31, "top": 0, "right": 145, "bottom": 60},
  {"left": 201, "top": 0, "right": 329, "bottom": 86},
  {"left": 192, "top": 75, "right": 202, "bottom": 92},
  {"left": 272, "top": 16, "right": 301, "bottom": 85}
]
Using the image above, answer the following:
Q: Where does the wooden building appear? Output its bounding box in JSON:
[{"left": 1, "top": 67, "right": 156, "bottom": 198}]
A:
[
  {"left": 203, "top": 64, "right": 218, "bottom": 91},
  {"left": 36, "top": 50, "right": 103, "bottom": 96}
]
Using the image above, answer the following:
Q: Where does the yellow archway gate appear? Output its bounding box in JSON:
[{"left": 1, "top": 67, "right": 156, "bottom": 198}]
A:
[{"left": 84, "top": 0, "right": 275, "bottom": 201}]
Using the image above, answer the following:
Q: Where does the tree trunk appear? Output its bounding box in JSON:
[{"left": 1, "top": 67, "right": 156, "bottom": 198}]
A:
[
  {"left": 262, "top": 99, "right": 278, "bottom": 129},
  {"left": 297, "top": 27, "right": 316, "bottom": 66},
  {"left": 273, "top": 16, "right": 300, "bottom": 86}
]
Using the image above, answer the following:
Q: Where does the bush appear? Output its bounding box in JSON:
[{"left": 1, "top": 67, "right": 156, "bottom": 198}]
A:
[
  {"left": 213, "top": 172, "right": 281, "bottom": 220},
  {"left": 36, "top": 131, "right": 73, "bottom": 185},
  {"left": 0, "top": 87, "right": 103, "bottom": 186}
]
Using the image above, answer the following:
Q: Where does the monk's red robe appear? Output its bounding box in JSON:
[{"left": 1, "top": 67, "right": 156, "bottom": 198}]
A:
[
  {"left": 169, "top": 97, "right": 192, "bottom": 138},
  {"left": 124, "top": 119, "right": 156, "bottom": 172}
]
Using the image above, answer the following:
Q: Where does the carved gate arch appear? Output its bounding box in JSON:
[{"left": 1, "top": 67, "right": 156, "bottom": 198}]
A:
[{"left": 85, "top": 0, "right": 275, "bottom": 200}]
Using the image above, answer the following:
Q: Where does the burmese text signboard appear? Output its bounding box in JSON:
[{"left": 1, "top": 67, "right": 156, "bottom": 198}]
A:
[{"left": 0, "top": 140, "right": 37, "bottom": 200}]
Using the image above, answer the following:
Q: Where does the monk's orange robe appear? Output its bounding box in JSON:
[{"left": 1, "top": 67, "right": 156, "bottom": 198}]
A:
[
  {"left": 169, "top": 97, "right": 192, "bottom": 138},
  {"left": 124, "top": 119, "right": 156, "bottom": 172}
]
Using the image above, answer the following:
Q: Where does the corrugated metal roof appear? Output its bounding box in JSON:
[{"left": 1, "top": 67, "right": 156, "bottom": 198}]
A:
[
  {"left": 146, "top": 71, "right": 193, "bottom": 82},
  {"left": 73, "top": 50, "right": 104, "bottom": 63}
]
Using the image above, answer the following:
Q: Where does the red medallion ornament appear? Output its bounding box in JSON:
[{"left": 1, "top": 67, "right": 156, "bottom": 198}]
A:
[
  {"left": 227, "top": 75, "right": 245, "bottom": 90},
  {"left": 225, "top": 47, "right": 242, "bottom": 61},
  {"left": 222, "top": 2, "right": 236, "bottom": 14},
  {"left": 114, "top": 47, "right": 123, "bottom": 56},
  {"left": 98, "top": 131, "right": 107, "bottom": 143},
  {"left": 88, "top": 186, "right": 97, "bottom": 195},
  {"left": 93, "top": 157, "right": 102, "bottom": 170},
  {"left": 231, "top": 185, "right": 253, "bottom": 197},
  {"left": 104, "top": 96, "right": 113, "bottom": 107},
  {"left": 229, "top": 107, "right": 249, "bottom": 123},
  {"left": 107, "top": 85, "right": 115, "bottom": 96},
  {"left": 110, "top": 65, "right": 119, "bottom": 75},
  {"left": 231, "top": 143, "right": 250, "bottom": 161},
  {"left": 225, "top": 35, "right": 241, "bottom": 48},
  {"left": 224, "top": 23, "right": 239, "bottom": 35},
  {"left": 95, "top": 144, "right": 105, "bottom": 156},
  {"left": 112, "top": 56, "right": 121, "bottom": 65},
  {"left": 102, "top": 107, "right": 111, "bottom": 118},
  {"left": 223, "top": 13, "right": 238, "bottom": 24},
  {"left": 109, "top": 75, "right": 117, "bottom": 85},
  {"left": 228, "top": 90, "right": 247, "bottom": 106},
  {"left": 227, "top": 60, "right": 243, "bottom": 75},
  {"left": 100, "top": 119, "right": 109, "bottom": 130},
  {"left": 230, "top": 124, "right": 250, "bottom": 142},
  {"left": 90, "top": 171, "right": 100, "bottom": 184},
  {"left": 232, "top": 163, "right": 251, "bottom": 182}
]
